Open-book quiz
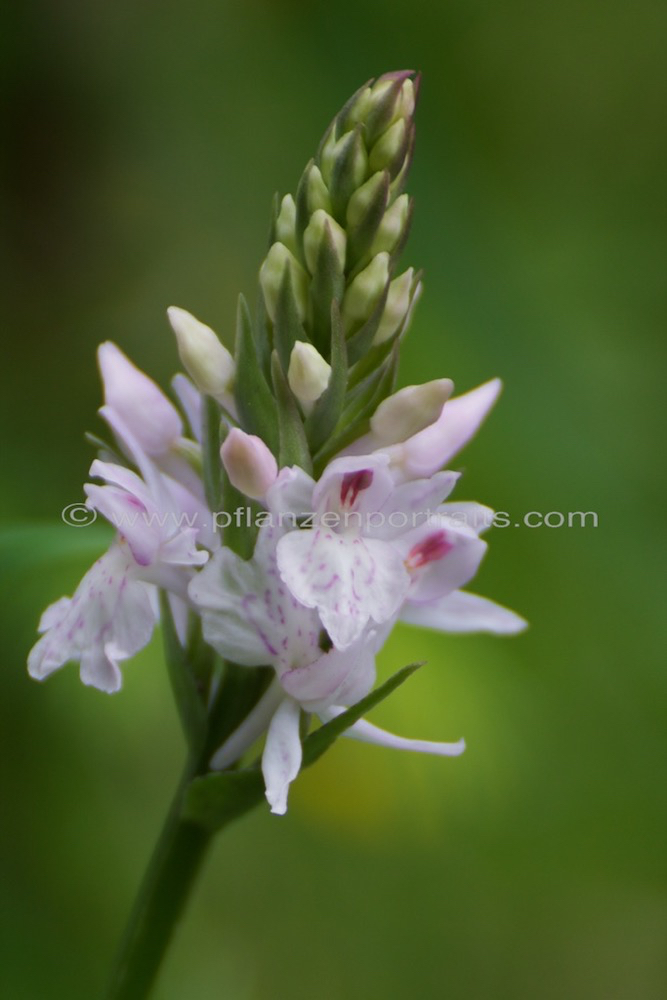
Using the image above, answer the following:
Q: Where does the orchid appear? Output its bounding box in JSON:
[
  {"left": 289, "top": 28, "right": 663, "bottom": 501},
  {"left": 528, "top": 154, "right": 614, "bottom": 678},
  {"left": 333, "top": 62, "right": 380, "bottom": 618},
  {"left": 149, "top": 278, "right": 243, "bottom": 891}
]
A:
[{"left": 26, "top": 73, "right": 526, "bottom": 1000}]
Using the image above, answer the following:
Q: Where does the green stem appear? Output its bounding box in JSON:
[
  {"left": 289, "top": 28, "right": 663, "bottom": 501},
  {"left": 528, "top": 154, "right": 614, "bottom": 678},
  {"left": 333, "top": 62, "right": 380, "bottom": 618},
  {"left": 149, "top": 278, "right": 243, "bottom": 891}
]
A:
[{"left": 104, "top": 761, "right": 212, "bottom": 1000}]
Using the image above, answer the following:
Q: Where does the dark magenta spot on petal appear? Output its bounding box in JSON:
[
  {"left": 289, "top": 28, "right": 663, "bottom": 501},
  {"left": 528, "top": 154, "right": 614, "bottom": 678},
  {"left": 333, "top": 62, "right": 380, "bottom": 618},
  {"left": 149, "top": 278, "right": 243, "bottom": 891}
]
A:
[
  {"left": 406, "top": 531, "right": 453, "bottom": 570},
  {"left": 340, "top": 469, "right": 373, "bottom": 508}
]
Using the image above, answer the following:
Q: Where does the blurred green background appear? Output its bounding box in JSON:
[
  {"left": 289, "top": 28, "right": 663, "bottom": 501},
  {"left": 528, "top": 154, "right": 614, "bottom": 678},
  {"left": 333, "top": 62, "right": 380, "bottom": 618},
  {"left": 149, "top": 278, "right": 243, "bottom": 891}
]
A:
[{"left": 2, "top": 1, "right": 665, "bottom": 998}]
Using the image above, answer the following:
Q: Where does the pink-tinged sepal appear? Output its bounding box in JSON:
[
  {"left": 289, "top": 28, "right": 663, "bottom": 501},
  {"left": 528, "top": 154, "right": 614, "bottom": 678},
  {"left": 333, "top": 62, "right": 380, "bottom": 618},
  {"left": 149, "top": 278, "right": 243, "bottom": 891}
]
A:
[
  {"left": 320, "top": 707, "right": 466, "bottom": 757},
  {"left": 396, "top": 515, "right": 488, "bottom": 603},
  {"left": 97, "top": 342, "right": 183, "bottom": 457},
  {"left": 386, "top": 378, "right": 502, "bottom": 480},
  {"left": 400, "top": 590, "right": 528, "bottom": 635}
]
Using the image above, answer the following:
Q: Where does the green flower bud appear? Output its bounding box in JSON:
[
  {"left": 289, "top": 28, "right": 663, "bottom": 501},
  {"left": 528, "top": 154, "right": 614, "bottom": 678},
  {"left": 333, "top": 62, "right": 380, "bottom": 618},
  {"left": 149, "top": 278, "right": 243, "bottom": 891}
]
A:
[
  {"left": 305, "top": 164, "right": 331, "bottom": 214},
  {"left": 259, "top": 243, "right": 309, "bottom": 323},
  {"left": 167, "top": 306, "right": 235, "bottom": 401},
  {"left": 370, "top": 194, "right": 410, "bottom": 256},
  {"left": 275, "top": 195, "right": 297, "bottom": 254},
  {"left": 369, "top": 118, "right": 407, "bottom": 176},
  {"left": 287, "top": 340, "right": 332, "bottom": 412},
  {"left": 373, "top": 267, "right": 418, "bottom": 344},
  {"left": 320, "top": 129, "right": 368, "bottom": 190},
  {"left": 303, "top": 210, "right": 347, "bottom": 275},
  {"left": 343, "top": 86, "right": 373, "bottom": 127},
  {"left": 341, "top": 252, "right": 390, "bottom": 335},
  {"left": 346, "top": 171, "right": 388, "bottom": 230},
  {"left": 370, "top": 378, "right": 453, "bottom": 445}
]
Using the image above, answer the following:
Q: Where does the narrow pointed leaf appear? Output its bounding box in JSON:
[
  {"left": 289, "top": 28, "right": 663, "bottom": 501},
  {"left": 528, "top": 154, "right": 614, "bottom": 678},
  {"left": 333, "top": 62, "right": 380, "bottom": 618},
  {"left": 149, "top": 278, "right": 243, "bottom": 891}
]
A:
[
  {"left": 329, "top": 126, "right": 367, "bottom": 222},
  {"left": 274, "top": 265, "right": 308, "bottom": 371},
  {"left": 308, "top": 223, "right": 345, "bottom": 356},
  {"left": 160, "top": 592, "right": 207, "bottom": 755},
  {"left": 345, "top": 279, "right": 391, "bottom": 365},
  {"left": 346, "top": 171, "right": 390, "bottom": 271},
  {"left": 234, "top": 294, "right": 279, "bottom": 454},
  {"left": 271, "top": 352, "right": 312, "bottom": 472},
  {"left": 305, "top": 301, "right": 347, "bottom": 452},
  {"left": 301, "top": 662, "right": 425, "bottom": 768},
  {"left": 201, "top": 395, "right": 223, "bottom": 513}
]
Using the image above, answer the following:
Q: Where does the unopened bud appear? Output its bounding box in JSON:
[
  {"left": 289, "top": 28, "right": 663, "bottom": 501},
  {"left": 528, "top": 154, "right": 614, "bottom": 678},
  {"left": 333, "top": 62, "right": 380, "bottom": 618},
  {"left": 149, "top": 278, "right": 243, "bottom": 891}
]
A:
[
  {"left": 259, "top": 243, "right": 309, "bottom": 323},
  {"left": 275, "top": 195, "right": 297, "bottom": 254},
  {"left": 305, "top": 164, "right": 332, "bottom": 214},
  {"left": 287, "top": 341, "right": 332, "bottom": 412},
  {"left": 370, "top": 378, "right": 454, "bottom": 445},
  {"left": 346, "top": 171, "right": 388, "bottom": 230},
  {"left": 370, "top": 194, "right": 410, "bottom": 256},
  {"left": 303, "top": 210, "right": 346, "bottom": 274},
  {"left": 167, "top": 307, "right": 235, "bottom": 402},
  {"left": 220, "top": 428, "right": 278, "bottom": 500},
  {"left": 97, "top": 342, "right": 182, "bottom": 456},
  {"left": 320, "top": 130, "right": 368, "bottom": 189},
  {"left": 369, "top": 118, "right": 407, "bottom": 175},
  {"left": 373, "top": 268, "right": 417, "bottom": 344},
  {"left": 344, "top": 86, "right": 373, "bottom": 127},
  {"left": 395, "top": 78, "right": 416, "bottom": 122},
  {"left": 341, "top": 252, "right": 390, "bottom": 335}
]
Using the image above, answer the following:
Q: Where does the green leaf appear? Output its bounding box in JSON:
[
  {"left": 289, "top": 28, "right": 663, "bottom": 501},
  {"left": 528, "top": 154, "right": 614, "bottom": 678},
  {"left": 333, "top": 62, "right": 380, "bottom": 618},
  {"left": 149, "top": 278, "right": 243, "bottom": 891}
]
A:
[
  {"left": 305, "top": 301, "right": 347, "bottom": 453},
  {"left": 333, "top": 76, "right": 374, "bottom": 137},
  {"left": 273, "top": 265, "right": 308, "bottom": 371},
  {"left": 346, "top": 171, "right": 390, "bottom": 272},
  {"left": 308, "top": 222, "right": 345, "bottom": 357},
  {"left": 160, "top": 593, "right": 207, "bottom": 756},
  {"left": 271, "top": 351, "right": 312, "bottom": 472},
  {"left": 182, "top": 768, "right": 265, "bottom": 833},
  {"left": 184, "top": 662, "right": 423, "bottom": 832},
  {"left": 301, "top": 661, "right": 424, "bottom": 768},
  {"left": 294, "top": 158, "right": 315, "bottom": 262},
  {"left": 201, "top": 395, "right": 223, "bottom": 514},
  {"left": 234, "top": 294, "right": 279, "bottom": 454},
  {"left": 313, "top": 343, "right": 398, "bottom": 475},
  {"left": 364, "top": 76, "right": 405, "bottom": 145},
  {"left": 345, "top": 278, "right": 390, "bottom": 366},
  {"left": 204, "top": 663, "right": 274, "bottom": 759},
  {"left": 329, "top": 126, "right": 367, "bottom": 223}
]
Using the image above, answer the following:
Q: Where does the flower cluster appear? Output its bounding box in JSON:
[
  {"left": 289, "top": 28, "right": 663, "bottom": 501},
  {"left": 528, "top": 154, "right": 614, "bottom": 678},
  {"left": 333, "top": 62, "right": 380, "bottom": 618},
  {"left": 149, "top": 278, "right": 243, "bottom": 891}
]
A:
[{"left": 28, "top": 72, "right": 525, "bottom": 815}]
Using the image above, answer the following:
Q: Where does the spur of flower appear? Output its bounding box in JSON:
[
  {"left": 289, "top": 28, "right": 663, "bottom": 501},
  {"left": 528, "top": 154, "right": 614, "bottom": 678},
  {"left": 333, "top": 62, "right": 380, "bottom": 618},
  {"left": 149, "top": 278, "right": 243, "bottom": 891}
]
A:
[{"left": 28, "top": 70, "right": 526, "bottom": 822}]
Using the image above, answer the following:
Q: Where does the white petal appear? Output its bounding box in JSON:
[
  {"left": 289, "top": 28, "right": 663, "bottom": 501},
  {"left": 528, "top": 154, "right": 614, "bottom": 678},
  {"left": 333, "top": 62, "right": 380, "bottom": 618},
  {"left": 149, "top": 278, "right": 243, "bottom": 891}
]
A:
[
  {"left": 188, "top": 548, "right": 272, "bottom": 665},
  {"left": 372, "top": 471, "right": 460, "bottom": 538},
  {"left": 27, "top": 542, "right": 157, "bottom": 691},
  {"left": 277, "top": 529, "right": 410, "bottom": 650},
  {"left": 171, "top": 373, "right": 203, "bottom": 442},
  {"left": 400, "top": 590, "right": 528, "bottom": 635},
  {"left": 80, "top": 644, "right": 123, "bottom": 693},
  {"left": 262, "top": 698, "right": 303, "bottom": 815},
  {"left": 321, "top": 707, "right": 466, "bottom": 756},
  {"left": 280, "top": 639, "right": 376, "bottom": 711},
  {"left": 265, "top": 466, "right": 315, "bottom": 526},
  {"left": 210, "top": 678, "right": 284, "bottom": 770},
  {"left": 37, "top": 596, "right": 71, "bottom": 633},
  {"left": 438, "top": 501, "right": 495, "bottom": 535},
  {"left": 84, "top": 484, "right": 158, "bottom": 567}
]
